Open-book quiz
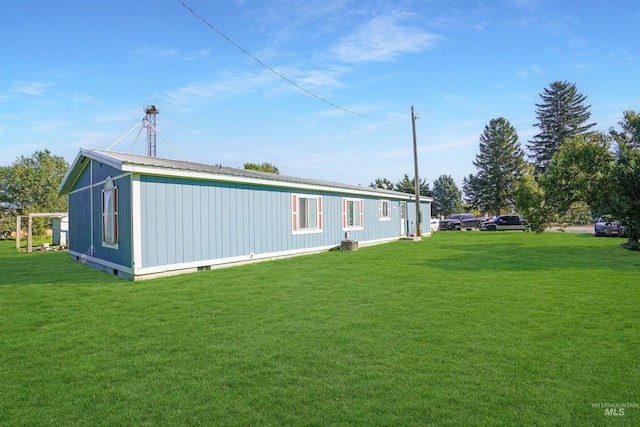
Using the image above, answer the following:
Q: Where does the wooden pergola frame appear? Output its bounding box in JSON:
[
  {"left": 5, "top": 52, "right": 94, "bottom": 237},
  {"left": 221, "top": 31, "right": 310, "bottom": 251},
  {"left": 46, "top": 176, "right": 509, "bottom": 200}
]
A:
[{"left": 16, "top": 213, "right": 68, "bottom": 252}]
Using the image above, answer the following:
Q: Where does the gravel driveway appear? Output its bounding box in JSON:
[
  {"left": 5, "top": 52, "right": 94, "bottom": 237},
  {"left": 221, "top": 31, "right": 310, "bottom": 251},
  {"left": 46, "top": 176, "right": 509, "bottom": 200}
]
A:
[{"left": 545, "top": 226, "right": 593, "bottom": 233}]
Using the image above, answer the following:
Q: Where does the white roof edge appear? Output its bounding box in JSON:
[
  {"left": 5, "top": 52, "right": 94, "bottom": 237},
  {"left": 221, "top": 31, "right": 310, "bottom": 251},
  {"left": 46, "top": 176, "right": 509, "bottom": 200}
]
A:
[
  {"left": 123, "top": 163, "right": 426, "bottom": 199},
  {"left": 82, "top": 147, "right": 123, "bottom": 170},
  {"left": 58, "top": 150, "right": 85, "bottom": 194},
  {"left": 65, "top": 148, "right": 433, "bottom": 202}
]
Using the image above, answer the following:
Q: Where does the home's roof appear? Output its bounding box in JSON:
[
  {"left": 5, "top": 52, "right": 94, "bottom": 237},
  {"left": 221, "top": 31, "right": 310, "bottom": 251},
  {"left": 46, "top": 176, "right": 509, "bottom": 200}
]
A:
[{"left": 60, "top": 148, "right": 432, "bottom": 201}]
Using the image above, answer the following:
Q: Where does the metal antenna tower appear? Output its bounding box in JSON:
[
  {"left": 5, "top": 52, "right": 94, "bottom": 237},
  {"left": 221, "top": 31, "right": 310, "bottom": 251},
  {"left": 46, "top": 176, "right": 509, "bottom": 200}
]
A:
[{"left": 144, "top": 105, "right": 160, "bottom": 157}]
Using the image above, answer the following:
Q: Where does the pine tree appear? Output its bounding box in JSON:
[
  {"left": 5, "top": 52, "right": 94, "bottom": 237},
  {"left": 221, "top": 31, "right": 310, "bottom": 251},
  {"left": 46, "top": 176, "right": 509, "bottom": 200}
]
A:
[
  {"left": 396, "top": 174, "right": 431, "bottom": 197},
  {"left": 527, "top": 81, "right": 596, "bottom": 173},
  {"left": 463, "top": 118, "right": 526, "bottom": 216},
  {"left": 369, "top": 178, "right": 395, "bottom": 191},
  {"left": 431, "top": 174, "right": 462, "bottom": 218},
  {"left": 610, "top": 110, "right": 640, "bottom": 154}
]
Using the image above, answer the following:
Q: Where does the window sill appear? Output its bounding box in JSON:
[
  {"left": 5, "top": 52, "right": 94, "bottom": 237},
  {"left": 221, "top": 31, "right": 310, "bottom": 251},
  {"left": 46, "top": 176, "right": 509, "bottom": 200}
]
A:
[{"left": 292, "top": 229, "right": 323, "bottom": 235}]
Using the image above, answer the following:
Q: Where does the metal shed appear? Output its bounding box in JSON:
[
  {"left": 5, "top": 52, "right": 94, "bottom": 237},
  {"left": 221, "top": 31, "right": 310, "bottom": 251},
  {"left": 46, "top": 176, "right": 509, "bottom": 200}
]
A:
[{"left": 52, "top": 217, "right": 69, "bottom": 246}]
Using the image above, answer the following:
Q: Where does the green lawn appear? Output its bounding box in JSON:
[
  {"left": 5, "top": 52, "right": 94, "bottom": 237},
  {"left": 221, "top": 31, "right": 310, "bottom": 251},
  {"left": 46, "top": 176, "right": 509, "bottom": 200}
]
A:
[{"left": 1, "top": 232, "right": 639, "bottom": 426}]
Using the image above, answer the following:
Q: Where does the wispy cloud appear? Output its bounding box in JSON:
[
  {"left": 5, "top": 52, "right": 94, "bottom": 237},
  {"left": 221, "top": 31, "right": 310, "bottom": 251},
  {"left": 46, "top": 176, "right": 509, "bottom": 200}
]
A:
[
  {"left": 331, "top": 11, "right": 439, "bottom": 63},
  {"left": 34, "top": 121, "right": 67, "bottom": 133},
  {"left": 67, "top": 131, "right": 125, "bottom": 150},
  {"left": 160, "top": 70, "right": 278, "bottom": 109},
  {"left": 62, "top": 92, "right": 103, "bottom": 106},
  {"left": 516, "top": 65, "right": 544, "bottom": 79},
  {"left": 11, "top": 82, "right": 50, "bottom": 96},
  {"left": 294, "top": 68, "right": 342, "bottom": 89},
  {"left": 562, "top": 61, "right": 598, "bottom": 71},
  {"left": 130, "top": 45, "right": 179, "bottom": 58},
  {"left": 280, "top": 64, "right": 352, "bottom": 92},
  {"left": 181, "top": 49, "right": 212, "bottom": 61},
  {"left": 40, "top": 70, "right": 72, "bottom": 80},
  {"left": 93, "top": 108, "right": 147, "bottom": 124},
  {"left": 5, "top": 80, "right": 103, "bottom": 110},
  {"left": 603, "top": 48, "right": 638, "bottom": 64},
  {"left": 130, "top": 45, "right": 212, "bottom": 61},
  {"left": 161, "top": 62, "right": 351, "bottom": 110},
  {"left": 253, "top": 0, "right": 349, "bottom": 40}
]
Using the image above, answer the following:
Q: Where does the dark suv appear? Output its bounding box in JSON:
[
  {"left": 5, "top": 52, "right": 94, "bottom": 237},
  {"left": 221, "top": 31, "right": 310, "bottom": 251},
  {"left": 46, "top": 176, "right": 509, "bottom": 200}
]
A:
[
  {"left": 439, "top": 213, "right": 475, "bottom": 231},
  {"left": 483, "top": 215, "right": 528, "bottom": 231},
  {"left": 460, "top": 216, "right": 492, "bottom": 230},
  {"left": 593, "top": 217, "right": 626, "bottom": 237}
]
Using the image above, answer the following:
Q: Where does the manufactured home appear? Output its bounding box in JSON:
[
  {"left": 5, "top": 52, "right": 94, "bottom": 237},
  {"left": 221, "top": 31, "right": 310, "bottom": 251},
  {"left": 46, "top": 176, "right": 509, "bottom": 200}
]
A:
[{"left": 59, "top": 148, "right": 432, "bottom": 280}]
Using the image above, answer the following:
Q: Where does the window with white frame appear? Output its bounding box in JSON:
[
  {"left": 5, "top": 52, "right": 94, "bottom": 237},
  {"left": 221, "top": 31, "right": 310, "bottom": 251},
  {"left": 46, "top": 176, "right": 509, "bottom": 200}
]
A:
[
  {"left": 292, "top": 194, "right": 323, "bottom": 234},
  {"left": 378, "top": 200, "right": 391, "bottom": 221},
  {"left": 102, "top": 177, "right": 119, "bottom": 248},
  {"left": 342, "top": 198, "right": 363, "bottom": 230}
]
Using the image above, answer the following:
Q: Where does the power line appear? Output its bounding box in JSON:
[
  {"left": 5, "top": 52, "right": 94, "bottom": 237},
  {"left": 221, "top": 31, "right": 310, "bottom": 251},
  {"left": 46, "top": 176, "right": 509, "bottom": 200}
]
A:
[
  {"left": 105, "top": 115, "right": 190, "bottom": 162},
  {"left": 175, "top": 0, "right": 373, "bottom": 119}
]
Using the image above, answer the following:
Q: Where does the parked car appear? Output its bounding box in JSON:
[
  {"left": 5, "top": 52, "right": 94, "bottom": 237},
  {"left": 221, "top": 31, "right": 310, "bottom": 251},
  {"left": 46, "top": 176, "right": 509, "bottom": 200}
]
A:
[
  {"left": 430, "top": 217, "right": 440, "bottom": 231},
  {"left": 593, "top": 217, "right": 626, "bottom": 237},
  {"left": 460, "top": 216, "right": 492, "bottom": 230},
  {"left": 483, "top": 215, "right": 528, "bottom": 231},
  {"left": 439, "top": 213, "right": 475, "bottom": 231}
]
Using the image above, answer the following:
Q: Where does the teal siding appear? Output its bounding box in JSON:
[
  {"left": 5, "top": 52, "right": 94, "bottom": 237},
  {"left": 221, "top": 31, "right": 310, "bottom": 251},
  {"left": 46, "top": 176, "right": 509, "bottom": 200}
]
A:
[
  {"left": 91, "top": 174, "right": 132, "bottom": 268},
  {"left": 138, "top": 176, "right": 429, "bottom": 269},
  {"left": 92, "top": 160, "right": 121, "bottom": 184},
  {"left": 399, "top": 200, "right": 431, "bottom": 235},
  {"left": 67, "top": 163, "right": 132, "bottom": 270},
  {"left": 64, "top": 150, "right": 430, "bottom": 279},
  {"left": 68, "top": 189, "right": 92, "bottom": 255},
  {"left": 174, "top": 181, "right": 185, "bottom": 263},
  {"left": 74, "top": 161, "right": 92, "bottom": 189},
  {"left": 421, "top": 201, "right": 432, "bottom": 233}
]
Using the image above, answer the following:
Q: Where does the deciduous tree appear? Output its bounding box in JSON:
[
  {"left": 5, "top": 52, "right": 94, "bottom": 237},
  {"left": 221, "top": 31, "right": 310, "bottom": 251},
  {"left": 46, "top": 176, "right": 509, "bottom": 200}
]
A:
[
  {"left": 243, "top": 162, "right": 279, "bottom": 174},
  {"left": 612, "top": 144, "right": 640, "bottom": 245},
  {"left": 609, "top": 111, "right": 640, "bottom": 245},
  {"left": 525, "top": 111, "right": 640, "bottom": 246},
  {"left": 0, "top": 150, "right": 69, "bottom": 236},
  {"left": 541, "top": 132, "right": 614, "bottom": 214},
  {"left": 518, "top": 133, "right": 613, "bottom": 233},
  {"left": 514, "top": 165, "right": 553, "bottom": 233}
]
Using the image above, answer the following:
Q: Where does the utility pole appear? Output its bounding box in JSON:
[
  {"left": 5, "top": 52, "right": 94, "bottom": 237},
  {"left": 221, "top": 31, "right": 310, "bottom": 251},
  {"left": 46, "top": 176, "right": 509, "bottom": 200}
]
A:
[{"left": 411, "top": 106, "right": 421, "bottom": 237}]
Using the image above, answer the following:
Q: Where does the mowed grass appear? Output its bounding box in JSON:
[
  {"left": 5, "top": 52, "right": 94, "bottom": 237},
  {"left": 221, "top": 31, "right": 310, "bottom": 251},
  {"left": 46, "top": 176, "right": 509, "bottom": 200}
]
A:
[{"left": 1, "top": 232, "right": 639, "bottom": 426}]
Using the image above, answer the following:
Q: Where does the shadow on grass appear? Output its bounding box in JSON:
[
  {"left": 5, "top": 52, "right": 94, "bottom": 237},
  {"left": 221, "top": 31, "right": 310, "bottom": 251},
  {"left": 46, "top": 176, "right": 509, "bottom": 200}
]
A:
[
  {"left": 0, "top": 243, "right": 120, "bottom": 286},
  {"left": 420, "top": 233, "right": 640, "bottom": 273},
  {"left": 3, "top": 234, "right": 638, "bottom": 286}
]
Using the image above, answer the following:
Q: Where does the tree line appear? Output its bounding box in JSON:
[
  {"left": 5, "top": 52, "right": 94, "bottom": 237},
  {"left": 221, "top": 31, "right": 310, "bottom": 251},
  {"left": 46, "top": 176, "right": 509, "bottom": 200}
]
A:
[
  {"left": 0, "top": 150, "right": 69, "bottom": 237},
  {"left": 3, "top": 81, "right": 638, "bottom": 247},
  {"left": 449, "top": 81, "right": 638, "bottom": 247},
  {"left": 368, "top": 81, "right": 639, "bottom": 247}
]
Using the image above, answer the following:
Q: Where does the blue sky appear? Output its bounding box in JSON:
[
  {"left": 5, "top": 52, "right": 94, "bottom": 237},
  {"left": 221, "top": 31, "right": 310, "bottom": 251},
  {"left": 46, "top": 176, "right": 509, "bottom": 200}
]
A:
[{"left": 1, "top": 0, "right": 639, "bottom": 189}]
